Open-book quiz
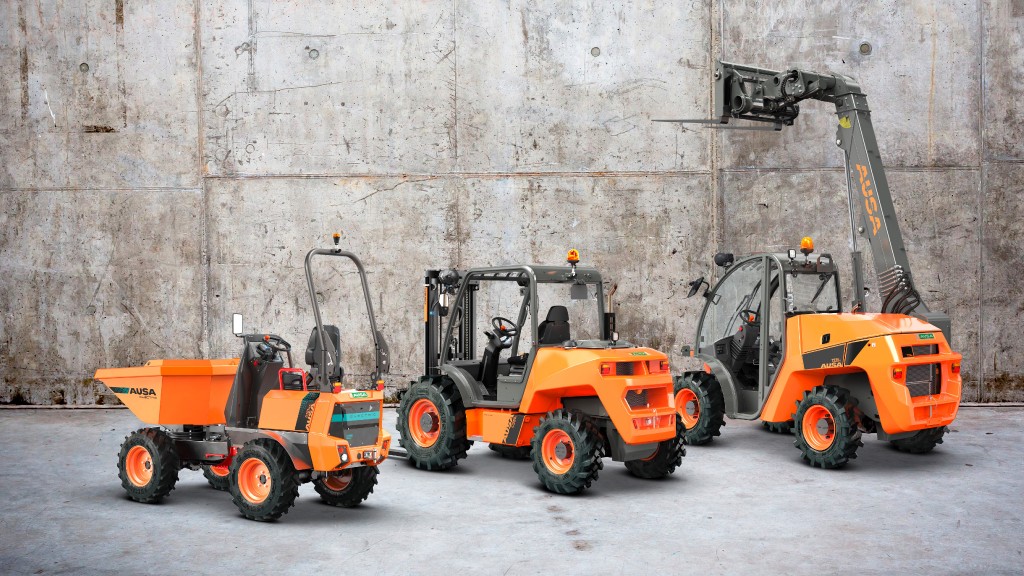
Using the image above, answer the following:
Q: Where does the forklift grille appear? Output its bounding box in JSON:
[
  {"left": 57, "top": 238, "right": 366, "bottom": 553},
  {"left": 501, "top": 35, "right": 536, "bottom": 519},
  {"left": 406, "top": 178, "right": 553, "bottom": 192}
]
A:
[
  {"left": 625, "top": 389, "right": 649, "bottom": 409},
  {"left": 328, "top": 401, "right": 381, "bottom": 447},
  {"left": 616, "top": 362, "right": 637, "bottom": 376},
  {"left": 905, "top": 364, "right": 941, "bottom": 397},
  {"left": 902, "top": 345, "right": 938, "bottom": 358}
]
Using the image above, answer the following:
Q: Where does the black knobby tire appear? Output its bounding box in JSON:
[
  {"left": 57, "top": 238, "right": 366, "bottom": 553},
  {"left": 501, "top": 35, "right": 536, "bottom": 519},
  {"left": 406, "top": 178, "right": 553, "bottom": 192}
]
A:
[
  {"left": 488, "top": 443, "right": 532, "bottom": 460},
  {"left": 314, "top": 466, "right": 379, "bottom": 507},
  {"left": 202, "top": 464, "right": 231, "bottom": 491},
  {"left": 891, "top": 426, "right": 947, "bottom": 454},
  {"left": 229, "top": 439, "right": 300, "bottom": 522},
  {"left": 395, "top": 377, "right": 473, "bottom": 471},
  {"left": 530, "top": 409, "right": 604, "bottom": 495},
  {"left": 624, "top": 435, "right": 686, "bottom": 479},
  {"left": 674, "top": 372, "right": 726, "bottom": 445},
  {"left": 117, "top": 428, "right": 180, "bottom": 503},
  {"left": 762, "top": 420, "right": 795, "bottom": 435},
  {"left": 793, "top": 385, "right": 863, "bottom": 469}
]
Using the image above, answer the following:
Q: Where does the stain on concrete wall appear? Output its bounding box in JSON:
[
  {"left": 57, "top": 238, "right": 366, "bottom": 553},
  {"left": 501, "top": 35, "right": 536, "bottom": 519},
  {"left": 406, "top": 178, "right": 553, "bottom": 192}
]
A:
[{"left": 0, "top": 1, "right": 1020, "bottom": 403}]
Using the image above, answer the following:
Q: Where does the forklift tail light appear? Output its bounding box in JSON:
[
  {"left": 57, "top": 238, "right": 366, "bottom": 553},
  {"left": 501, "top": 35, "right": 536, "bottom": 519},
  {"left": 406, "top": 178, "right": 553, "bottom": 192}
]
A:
[
  {"left": 951, "top": 362, "right": 961, "bottom": 375},
  {"left": 892, "top": 366, "right": 905, "bottom": 380},
  {"left": 600, "top": 363, "right": 612, "bottom": 376},
  {"left": 648, "top": 360, "right": 669, "bottom": 374}
]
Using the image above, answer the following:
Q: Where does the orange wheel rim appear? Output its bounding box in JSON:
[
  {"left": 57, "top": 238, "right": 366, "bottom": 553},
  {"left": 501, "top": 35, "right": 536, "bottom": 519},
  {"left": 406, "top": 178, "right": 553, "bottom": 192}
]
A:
[
  {"left": 408, "top": 399, "right": 441, "bottom": 448},
  {"left": 237, "top": 458, "right": 272, "bottom": 504},
  {"left": 125, "top": 445, "right": 153, "bottom": 487},
  {"left": 209, "top": 463, "right": 230, "bottom": 477},
  {"left": 675, "top": 388, "right": 700, "bottom": 428},
  {"left": 802, "top": 405, "right": 836, "bottom": 451},
  {"left": 641, "top": 446, "right": 660, "bottom": 462},
  {"left": 541, "top": 429, "right": 575, "bottom": 475},
  {"left": 323, "top": 470, "right": 353, "bottom": 492}
]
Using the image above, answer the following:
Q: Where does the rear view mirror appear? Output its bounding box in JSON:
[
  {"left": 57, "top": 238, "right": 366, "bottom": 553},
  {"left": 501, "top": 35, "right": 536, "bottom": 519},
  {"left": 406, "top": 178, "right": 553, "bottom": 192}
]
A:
[
  {"left": 232, "top": 313, "right": 243, "bottom": 336},
  {"left": 686, "top": 276, "right": 707, "bottom": 298},
  {"left": 570, "top": 283, "right": 589, "bottom": 300}
]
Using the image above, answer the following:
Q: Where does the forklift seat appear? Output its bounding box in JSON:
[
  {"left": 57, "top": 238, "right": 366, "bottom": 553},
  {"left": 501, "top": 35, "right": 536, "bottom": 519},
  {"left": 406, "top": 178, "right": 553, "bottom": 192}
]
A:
[{"left": 537, "top": 306, "right": 570, "bottom": 345}]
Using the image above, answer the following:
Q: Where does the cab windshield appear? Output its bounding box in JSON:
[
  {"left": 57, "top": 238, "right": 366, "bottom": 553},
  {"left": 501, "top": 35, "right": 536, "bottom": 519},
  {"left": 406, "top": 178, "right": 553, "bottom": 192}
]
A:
[{"left": 785, "top": 272, "right": 840, "bottom": 314}]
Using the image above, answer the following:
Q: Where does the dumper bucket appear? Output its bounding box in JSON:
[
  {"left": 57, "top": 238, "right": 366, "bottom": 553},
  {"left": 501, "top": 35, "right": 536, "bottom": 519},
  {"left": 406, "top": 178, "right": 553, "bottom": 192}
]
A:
[{"left": 94, "top": 359, "right": 239, "bottom": 425}]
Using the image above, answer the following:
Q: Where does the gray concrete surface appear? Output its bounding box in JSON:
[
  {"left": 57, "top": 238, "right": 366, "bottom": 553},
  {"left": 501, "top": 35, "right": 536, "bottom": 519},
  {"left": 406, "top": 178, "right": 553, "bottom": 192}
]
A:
[
  {"left": 1, "top": 1, "right": 1022, "bottom": 404},
  {"left": 0, "top": 407, "right": 1021, "bottom": 575}
]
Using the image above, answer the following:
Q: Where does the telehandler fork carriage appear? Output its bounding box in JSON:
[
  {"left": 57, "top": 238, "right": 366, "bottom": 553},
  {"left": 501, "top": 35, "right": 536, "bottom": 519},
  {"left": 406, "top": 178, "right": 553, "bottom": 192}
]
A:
[
  {"left": 658, "top": 61, "right": 962, "bottom": 467},
  {"left": 95, "top": 234, "right": 393, "bottom": 521}
]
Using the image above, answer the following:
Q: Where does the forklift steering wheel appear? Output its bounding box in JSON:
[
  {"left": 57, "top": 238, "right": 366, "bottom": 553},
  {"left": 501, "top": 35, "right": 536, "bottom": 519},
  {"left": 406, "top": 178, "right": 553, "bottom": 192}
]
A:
[
  {"left": 491, "top": 316, "right": 520, "bottom": 338},
  {"left": 738, "top": 309, "right": 760, "bottom": 327}
]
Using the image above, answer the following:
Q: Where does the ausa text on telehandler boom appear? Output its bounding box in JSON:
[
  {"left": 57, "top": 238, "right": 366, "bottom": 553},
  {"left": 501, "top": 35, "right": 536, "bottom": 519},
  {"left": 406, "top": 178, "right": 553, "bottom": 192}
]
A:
[{"left": 659, "top": 61, "right": 962, "bottom": 468}]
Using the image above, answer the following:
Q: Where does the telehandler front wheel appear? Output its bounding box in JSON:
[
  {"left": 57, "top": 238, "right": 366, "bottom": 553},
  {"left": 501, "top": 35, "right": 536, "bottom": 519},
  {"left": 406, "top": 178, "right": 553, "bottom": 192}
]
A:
[
  {"left": 891, "top": 426, "right": 947, "bottom": 454},
  {"left": 674, "top": 372, "right": 726, "bottom": 445},
  {"left": 202, "top": 463, "right": 231, "bottom": 491},
  {"left": 530, "top": 410, "right": 604, "bottom": 494},
  {"left": 229, "top": 439, "right": 299, "bottom": 522},
  {"left": 793, "top": 385, "right": 862, "bottom": 469},
  {"left": 624, "top": 436, "right": 686, "bottom": 479},
  {"left": 314, "top": 466, "right": 378, "bottom": 508},
  {"left": 117, "top": 428, "right": 180, "bottom": 503},
  {"left": 396, "top": 378, "right": 472, "bottom": 471}
]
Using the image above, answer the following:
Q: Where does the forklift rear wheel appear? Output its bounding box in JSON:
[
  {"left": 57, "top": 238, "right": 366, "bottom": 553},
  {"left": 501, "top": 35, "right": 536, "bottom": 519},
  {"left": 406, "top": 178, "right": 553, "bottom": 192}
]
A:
[
  {"left": 488, "top": 443, "right": 533, "bottom": 460},
  {"left": 530, "top": 409, "right": 603, "bottom": 494},
  {"left": 624, "top": 435, "right": 686, "bottom": 479},
  {"left": 793, "top": 385, "right": 862, "bottom": 469},
  {"left": 314, "top": 466, "right": 379, "bottom": 507},
  {"left": 762, "top": 420, "right": 795, "bottom": 435},
  {"left": 673, "top": 372, "right": 726, "bottom": 445},
  {"left": 117, "top": 428, "right": 180, "bottom": 503},
  {"left": 229, "top": 439, "right": 299, "bottom": 521},
  {"left": 396, "top": 377, "right": 472, "bottom": 471},
  {"left": 890, "top": 426, "right": 947, "bottom": 454},
  {"left": 202, "top": 463, "right": 231, "bottom": 491}
]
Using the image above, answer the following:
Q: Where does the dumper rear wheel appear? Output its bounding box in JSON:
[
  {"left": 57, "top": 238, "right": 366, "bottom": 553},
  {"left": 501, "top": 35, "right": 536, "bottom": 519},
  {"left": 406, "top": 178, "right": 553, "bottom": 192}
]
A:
[
  {"left": 202, "top": 463, "right": 231, "bottom": 491},
  {"left": 229, "top": 439, "right": 299, "bottom": 522},
  {"left": 531, "top": 410, "right": 603, "bottom": 494},
  {"left": 314, "top": 466, "right": 379, "bottom": 507},
  {"left": 624, "top": 436, "right": 686, "bottom": 479},
  {"left": 890, "top": 426, "right": 947, "bottom": 454},
  {"left": 117, "top": 428, "right": 179, "bottom": 503}
]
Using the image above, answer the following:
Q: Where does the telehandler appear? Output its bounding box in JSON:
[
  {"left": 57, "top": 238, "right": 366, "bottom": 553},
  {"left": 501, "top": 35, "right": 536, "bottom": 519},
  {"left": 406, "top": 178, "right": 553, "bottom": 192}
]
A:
[
  {"left": 396, "top": 251, "right": 684, "bottom": 494},
  {"left": 659, "top": 61, "right": 962, "bottom": 468},
  {"left": 94, "top": 236, "right": 393, "bottom": 520}
]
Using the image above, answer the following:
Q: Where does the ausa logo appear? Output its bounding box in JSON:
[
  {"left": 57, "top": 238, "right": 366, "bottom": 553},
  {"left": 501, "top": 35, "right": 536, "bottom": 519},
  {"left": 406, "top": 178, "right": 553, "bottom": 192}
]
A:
[
  {"left": 350, "top": 391, "right": 369, "bottom": 398},
  {"left": 110, "top": 386, "right": 157, "bottom": 398}
]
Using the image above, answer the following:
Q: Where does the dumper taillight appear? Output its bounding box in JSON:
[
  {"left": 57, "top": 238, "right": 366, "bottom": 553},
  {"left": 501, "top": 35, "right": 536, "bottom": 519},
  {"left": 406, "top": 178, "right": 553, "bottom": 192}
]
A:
[{"left": 951, "top": 362, "right": 961, "bottom": 375}]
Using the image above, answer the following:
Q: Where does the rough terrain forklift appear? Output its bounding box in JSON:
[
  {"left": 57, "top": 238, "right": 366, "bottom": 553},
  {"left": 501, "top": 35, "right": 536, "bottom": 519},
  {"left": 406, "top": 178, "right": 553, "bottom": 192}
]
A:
[
  {"left": 659, "top": 61, "right": 963, "bottom": 468},
  {"left": 396, "top": 251, "right": 684, "bottom": 494},
  {"left": 94, "top": 236, "right": 393, "bottom": 520}
]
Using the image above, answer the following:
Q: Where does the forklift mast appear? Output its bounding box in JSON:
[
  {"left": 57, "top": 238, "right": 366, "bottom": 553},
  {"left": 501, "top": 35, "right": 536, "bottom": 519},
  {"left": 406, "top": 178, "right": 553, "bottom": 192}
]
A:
[{"left": 666, "top": 60, "right": 950, "bottom": 338}]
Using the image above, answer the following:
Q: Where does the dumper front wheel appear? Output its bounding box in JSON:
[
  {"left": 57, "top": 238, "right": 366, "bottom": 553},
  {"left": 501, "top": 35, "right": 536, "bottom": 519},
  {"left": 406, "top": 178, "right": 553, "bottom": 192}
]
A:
[
  {"left": 229, "top": 439, "right": 299, "bottom": 522},
  {"left": 314, "top": 466, "right": 379, "bottom": 508},
  {"left": 202, "top": 463, "right": 231, "bottom": 491},
  {"left": 117, "top": 428, "right": 180, "bottom": 503}
]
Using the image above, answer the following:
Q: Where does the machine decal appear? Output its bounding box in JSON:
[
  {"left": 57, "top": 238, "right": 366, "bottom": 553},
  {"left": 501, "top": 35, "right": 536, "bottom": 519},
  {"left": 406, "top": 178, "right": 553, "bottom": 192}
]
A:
[
  {"left": 843, "top": 340, "right": 869, "bottom": 365},
  {"left": 629, "top": 351, "right": 649, "bottom": 356},
  {"left": 839, "top": 116, "right": 851, "bottom": 129},
  {"left": 855, "top": 164, "right": 882, "bottom": 236},
  {"left": 503, "top": 414, "right": 526, "bottom": 444},
  {"left": 294, "top": 391, "right": 320, "bottom": 431},
  {"left": 919, "top": 333, "right": 935, "bottom": 340},
  {"left": 351, "top": 391, "right": 369, "bottom": 398},
  {"left": 109, "top": 386, "right": 156, "bottom": 398},
  {"left": 802, "top": 345, "right": 845, "bottom": 369}
]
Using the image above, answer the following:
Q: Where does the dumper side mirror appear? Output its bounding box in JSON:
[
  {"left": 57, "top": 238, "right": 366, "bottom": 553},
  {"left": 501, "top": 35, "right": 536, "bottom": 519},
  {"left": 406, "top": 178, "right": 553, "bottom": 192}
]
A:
[{"left": 232, "top": 313, "right": 243, "bottom": 336}]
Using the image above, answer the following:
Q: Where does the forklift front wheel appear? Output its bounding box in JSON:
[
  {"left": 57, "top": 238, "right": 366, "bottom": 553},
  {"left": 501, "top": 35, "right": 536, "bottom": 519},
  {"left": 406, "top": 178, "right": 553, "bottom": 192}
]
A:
[{"left": 396, "top": 378, "right": 472, "bottom": 471}]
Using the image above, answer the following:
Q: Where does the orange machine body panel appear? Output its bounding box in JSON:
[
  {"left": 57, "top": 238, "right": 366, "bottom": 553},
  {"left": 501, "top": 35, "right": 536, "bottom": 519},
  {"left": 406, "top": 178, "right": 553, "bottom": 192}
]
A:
[
  {"left": 760, "top": 313, "right": 961, "bottom": 434},
  {"left": 306, "top": 389, "right": 391, "bottom": 472},
  {"left": 476, "top": 346, "right": 677, "bottom": 446},
  {"left": 94, "top": 359, "right": 239, "bottom": 425}
]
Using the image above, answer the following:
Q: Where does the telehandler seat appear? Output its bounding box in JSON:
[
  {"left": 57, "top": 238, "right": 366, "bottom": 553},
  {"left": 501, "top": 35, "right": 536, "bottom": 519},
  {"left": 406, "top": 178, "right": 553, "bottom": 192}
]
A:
[{"left": 538, "top": 306, "right": 570, "bottom": 345}]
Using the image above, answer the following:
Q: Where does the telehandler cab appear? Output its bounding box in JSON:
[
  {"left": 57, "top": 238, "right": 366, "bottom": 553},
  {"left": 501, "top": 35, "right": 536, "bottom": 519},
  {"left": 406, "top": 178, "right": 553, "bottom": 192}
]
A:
[
  {"left": 396, "top": 251, "right": 685, "bottom": 494},
  {"left": 659, "top": 61, "right": 962, "bottom": 468},
  {"left": 94, "top": 236, "right": 393, "bottom": 520}
]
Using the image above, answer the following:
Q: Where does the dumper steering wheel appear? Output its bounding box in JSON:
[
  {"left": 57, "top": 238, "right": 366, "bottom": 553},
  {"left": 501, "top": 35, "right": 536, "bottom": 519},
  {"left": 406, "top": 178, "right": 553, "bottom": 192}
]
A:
[{"left": 256, "top": 335, "right": 291, "bottom": 362}]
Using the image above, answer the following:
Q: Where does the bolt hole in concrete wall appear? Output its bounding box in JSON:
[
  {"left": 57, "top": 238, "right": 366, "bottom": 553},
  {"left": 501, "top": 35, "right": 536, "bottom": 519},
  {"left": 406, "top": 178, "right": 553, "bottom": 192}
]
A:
[{"left": 0, "top": 1, "right": 1021, "bottom": 404}]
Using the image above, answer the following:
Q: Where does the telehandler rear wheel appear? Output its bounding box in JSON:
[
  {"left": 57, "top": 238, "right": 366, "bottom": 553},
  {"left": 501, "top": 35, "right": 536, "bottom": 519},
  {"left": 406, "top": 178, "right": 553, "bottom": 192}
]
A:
[
  {"left": 793, "top": 385, "right": 862, "bottom": 469},
  {"left": 530, "top": 410, "right": 603, "bottom": 494},
  {"left": 117, "top": 428, "right": 180, "bottom": 503},
  {"left": 762, "top": 420, "right": 795, "bottom": 435},
  {"left": 674, "top": 372, "right": 726, "bottom": 445},
  {"left": 202, "top": 463, "right": 231, "bottom": 491},
  {"left": 488, "top": 443, "right": 532, "bottom": 460},
  {"left": 890, "top": 426, "right": 947, "bottom": 454},
  {"left": 229, "top": 439, "right": 299, "bottom": 522},
  {"left": 396, "top": 377, "right": 472, "bottom": 471},
  {"left": 624, "top": 435, "right": 686, "bottom": 479},
  {"left": 314, "top": 466, "right": 379, "bottom": 507}
]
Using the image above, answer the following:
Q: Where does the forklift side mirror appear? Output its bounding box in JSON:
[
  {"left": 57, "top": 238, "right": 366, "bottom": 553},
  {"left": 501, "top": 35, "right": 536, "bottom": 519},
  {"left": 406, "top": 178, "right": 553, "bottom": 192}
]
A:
[
  {"left": 570, "top": 283, "right": 589, "bottom": 300},
  {"left": 232, "top": 313, "right": 243, "bottom": 336}
]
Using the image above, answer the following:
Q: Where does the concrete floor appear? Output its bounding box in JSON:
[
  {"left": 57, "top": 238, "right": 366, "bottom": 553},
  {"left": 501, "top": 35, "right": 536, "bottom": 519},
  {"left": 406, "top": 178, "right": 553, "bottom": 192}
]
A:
[{"left": 0, "top": 408, "right": 1020, "bottom": 575}]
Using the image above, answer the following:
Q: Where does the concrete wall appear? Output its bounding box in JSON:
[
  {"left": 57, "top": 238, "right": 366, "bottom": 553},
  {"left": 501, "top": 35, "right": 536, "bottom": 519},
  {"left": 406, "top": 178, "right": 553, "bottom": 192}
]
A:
[{"left": 1, "top": 1, "right": 1020, "bottom": 404}]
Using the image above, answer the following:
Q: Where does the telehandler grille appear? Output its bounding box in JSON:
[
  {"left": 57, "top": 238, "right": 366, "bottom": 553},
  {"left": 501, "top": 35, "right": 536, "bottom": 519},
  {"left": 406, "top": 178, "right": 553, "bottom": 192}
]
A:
[{"left": 905, "top": 364, "right": 941, "bottom": 397}]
